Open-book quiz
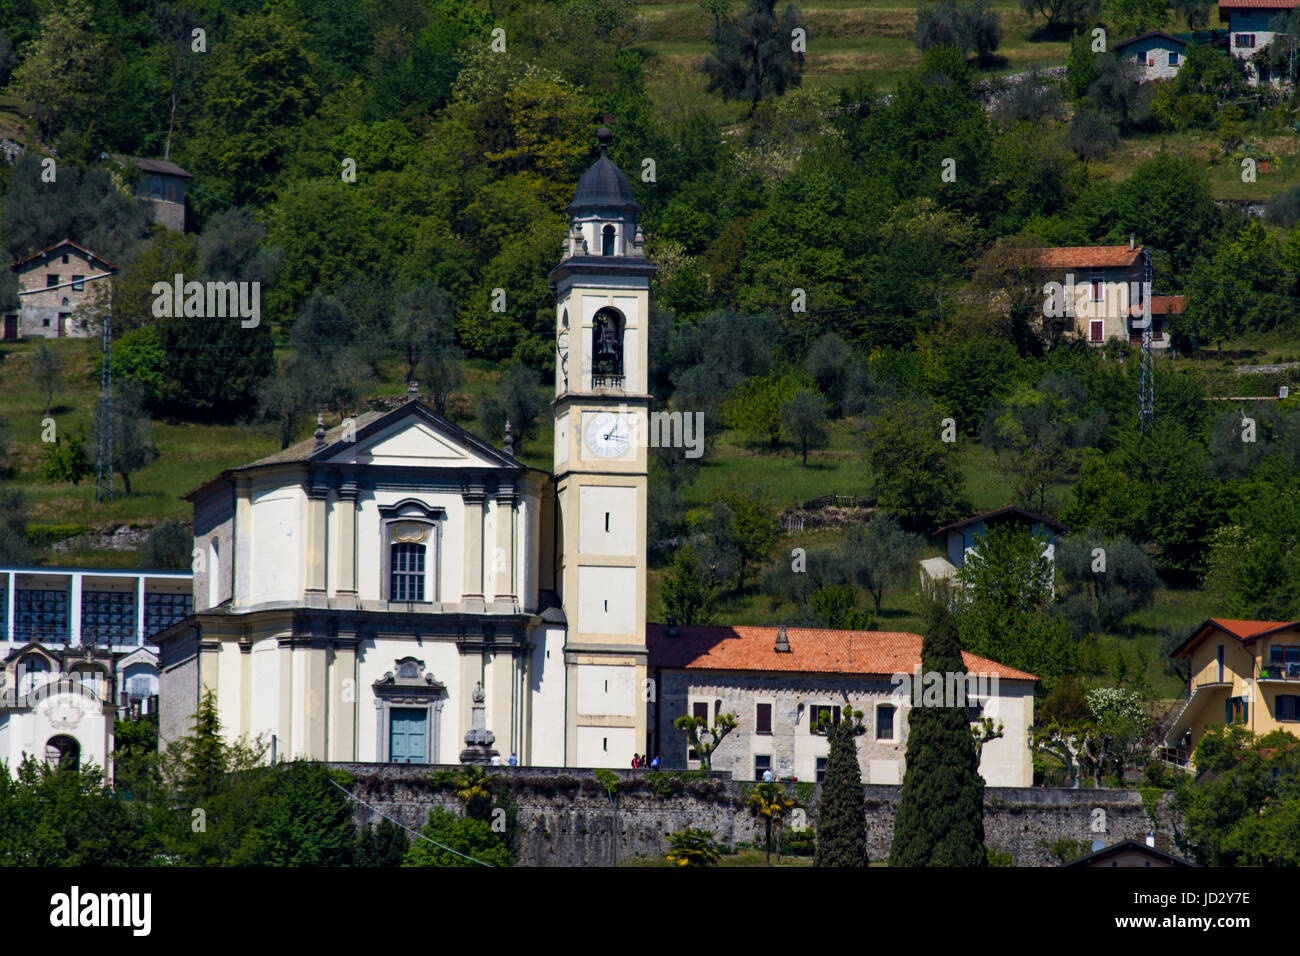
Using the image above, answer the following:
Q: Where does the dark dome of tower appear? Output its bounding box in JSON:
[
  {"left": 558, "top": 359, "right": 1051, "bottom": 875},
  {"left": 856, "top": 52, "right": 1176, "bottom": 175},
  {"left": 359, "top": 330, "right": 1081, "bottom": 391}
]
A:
[{"left": 567, "top": 128, "right": 640, "bottom": 215}]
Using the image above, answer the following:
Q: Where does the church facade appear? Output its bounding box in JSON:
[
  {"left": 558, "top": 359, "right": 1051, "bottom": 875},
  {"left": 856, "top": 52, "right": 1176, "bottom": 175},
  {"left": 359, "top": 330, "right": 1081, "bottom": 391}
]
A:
[{"left": 157, "top": 130, "right": 651, "bottom": 768}]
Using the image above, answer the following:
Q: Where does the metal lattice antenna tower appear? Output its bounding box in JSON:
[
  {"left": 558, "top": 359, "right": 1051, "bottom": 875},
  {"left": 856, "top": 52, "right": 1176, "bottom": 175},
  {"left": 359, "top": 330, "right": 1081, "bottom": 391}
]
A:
[
  {"left": 1138, "top": 246, "right": 1154, "bottom": 435},
  {"left": 96, "top": 309, "right": 113, "bottom": 503}
]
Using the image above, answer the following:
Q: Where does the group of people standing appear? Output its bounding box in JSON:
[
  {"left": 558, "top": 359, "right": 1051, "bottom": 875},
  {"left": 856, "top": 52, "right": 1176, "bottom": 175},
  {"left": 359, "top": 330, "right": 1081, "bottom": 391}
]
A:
[{"left": 631, "top": 753, "right": 659, "bottom": 769}]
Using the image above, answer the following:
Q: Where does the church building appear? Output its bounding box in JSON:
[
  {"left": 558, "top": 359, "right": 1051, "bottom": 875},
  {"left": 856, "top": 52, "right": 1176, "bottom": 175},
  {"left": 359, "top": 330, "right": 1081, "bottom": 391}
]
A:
[{"left": 157, "top": 128, "right": 652, "bottom": 768}]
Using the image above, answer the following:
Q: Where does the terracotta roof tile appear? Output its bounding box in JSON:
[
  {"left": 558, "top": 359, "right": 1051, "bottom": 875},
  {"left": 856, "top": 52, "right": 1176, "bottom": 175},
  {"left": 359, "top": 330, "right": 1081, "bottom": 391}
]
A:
[
  {"left": 1032, "top": 246, "right": 1143, "bottom": 269},
  {"left": 1210, "top": 618, "right": 1297, "bottom": 640},
  {"left": 1220, "top": 0, "right": 1300, "bottom": 8},
  {"left": 647, "top": 624, "right": 1037, "bottom": 681},
  {"left": 1149, "top": 295, "right": 1185, "bottom": 314}
]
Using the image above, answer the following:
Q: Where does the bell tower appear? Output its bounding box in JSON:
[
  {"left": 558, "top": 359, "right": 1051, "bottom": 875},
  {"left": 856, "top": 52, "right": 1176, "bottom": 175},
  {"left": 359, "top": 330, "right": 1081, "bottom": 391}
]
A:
[{"left": 550, "top": 128, "right": 654, "bottom": 768}]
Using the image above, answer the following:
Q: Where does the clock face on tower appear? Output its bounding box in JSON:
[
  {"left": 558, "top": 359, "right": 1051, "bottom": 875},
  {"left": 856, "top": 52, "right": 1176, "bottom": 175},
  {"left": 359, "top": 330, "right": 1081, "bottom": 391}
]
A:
[{"left": 584, "top": 411, "right": 630, "bottom": 459}]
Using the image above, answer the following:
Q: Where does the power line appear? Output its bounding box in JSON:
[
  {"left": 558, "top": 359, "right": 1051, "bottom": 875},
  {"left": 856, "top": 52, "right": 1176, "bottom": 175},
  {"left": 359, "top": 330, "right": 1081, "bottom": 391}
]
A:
[{"left": 328, "top": 777, "right": 496, "bottom": 867}]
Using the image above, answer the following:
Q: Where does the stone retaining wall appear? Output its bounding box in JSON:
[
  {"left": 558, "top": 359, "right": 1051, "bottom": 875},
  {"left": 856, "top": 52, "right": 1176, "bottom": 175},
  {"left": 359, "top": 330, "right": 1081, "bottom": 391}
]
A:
[{"left": 334, "top": 763, "right": 1176, "bottom": 867}]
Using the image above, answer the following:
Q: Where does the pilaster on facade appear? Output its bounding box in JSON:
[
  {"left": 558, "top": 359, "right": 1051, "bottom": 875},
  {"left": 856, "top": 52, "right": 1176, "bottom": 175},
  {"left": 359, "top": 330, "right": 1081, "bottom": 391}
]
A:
[
  {"left": 461, "top": 484, "right": 486, "bottom": 612},
  {"left": 333, "top": 478, "right": 359, "bottom": 609}
]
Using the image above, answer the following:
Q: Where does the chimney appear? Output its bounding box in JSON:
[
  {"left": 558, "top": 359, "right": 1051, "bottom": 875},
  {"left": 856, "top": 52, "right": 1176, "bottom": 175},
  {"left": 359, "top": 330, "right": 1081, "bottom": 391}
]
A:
[
  {"left": 406, "top": 379, "right": 419, "bottom": 402},
  {"left": 775, "top": 624, "right": 791, "bottom": 653},
  {"left": 1129, "top": 233, "right": 1135, "bottom": 251},
  {"left": 312, "top": 413, "right": 326, "bottom": 451}
]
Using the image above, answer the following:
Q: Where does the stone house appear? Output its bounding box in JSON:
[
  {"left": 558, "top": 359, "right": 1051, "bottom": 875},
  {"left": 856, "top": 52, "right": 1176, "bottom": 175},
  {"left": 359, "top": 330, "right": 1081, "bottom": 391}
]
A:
[
  {"left": 1219, "top": 0, "right": 1299, "bottom": 83},
  {"left": 122, "top": 156, "right": 192, "bottom": 232},
  {"left": 6, "top": 239, "right": 117, "bottom": 339},
  {"left": 1116, "top": 31, "right": 1189, "bottom": 81},
  {"left": 647, "top": 623, "right": 1037, "bottom": 786}
]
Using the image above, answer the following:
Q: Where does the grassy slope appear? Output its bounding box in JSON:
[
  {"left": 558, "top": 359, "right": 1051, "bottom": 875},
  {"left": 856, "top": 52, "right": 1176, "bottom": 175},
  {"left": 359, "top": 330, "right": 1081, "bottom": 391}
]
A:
[{"left": 636, "top": 0, "right": 1069, "bottom": 92}]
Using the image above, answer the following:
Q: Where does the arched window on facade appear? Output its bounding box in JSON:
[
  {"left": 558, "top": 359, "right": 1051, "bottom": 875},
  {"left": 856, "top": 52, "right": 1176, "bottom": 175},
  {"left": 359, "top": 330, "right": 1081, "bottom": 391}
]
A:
[
  {"left": 602, "top": 224, "right": 616, "bottom": 256},
  {"left": 45, "top": 735, "right": 79, "bottom": 770},
  {"left": 591, "top": 308, "right": 625, "bottom": 388},
  {"left": 387, "top": 520, "right": 435, "bottom": 603}
]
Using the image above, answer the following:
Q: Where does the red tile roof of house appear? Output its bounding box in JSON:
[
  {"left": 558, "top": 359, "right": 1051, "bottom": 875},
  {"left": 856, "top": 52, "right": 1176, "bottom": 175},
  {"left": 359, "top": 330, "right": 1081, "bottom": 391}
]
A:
[
  {"left": 1219, "top": 0, "right": 1300, "bottom": 8},
  {"left": 646, "top": 624, "right": 1037, "bottom": 681},
  {"left": 1149, "top": 295, "right": 1185, "bottom": 315},
  {"left": 11, "top": 238, "right": 118, "bottom": 272},
  {"left": 1033, "top": 246, "right": 1143, "bottom": 269},
  {"left": 1210, "top": 618, "right": 1296, "bottom": 640},
  {"left": 1170, "top": 618, "right": 1299, "bottom": 657}
]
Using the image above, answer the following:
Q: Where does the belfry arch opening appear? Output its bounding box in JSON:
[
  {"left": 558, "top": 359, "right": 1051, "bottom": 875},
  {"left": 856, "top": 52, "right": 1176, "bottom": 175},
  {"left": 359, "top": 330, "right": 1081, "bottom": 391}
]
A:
[{"left": 591, "top": 307, "right": 625, "bottom": 388}]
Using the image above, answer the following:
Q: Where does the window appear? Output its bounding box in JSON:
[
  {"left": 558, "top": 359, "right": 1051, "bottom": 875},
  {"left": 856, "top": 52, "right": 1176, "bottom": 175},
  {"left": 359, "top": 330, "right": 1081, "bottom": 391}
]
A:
[
  {"left": 1226, "top": 696, "right": 1248, "bottom": 724},
  {"left": 809, "top": 704, "right": 841, "bottom": 735},
  {"left": 815, "top": 757, "right": 827, "bottom": 783},
  {"left": 877, "top": 704, "right": 896, "bottom": 741},
  {"left": 1237, "top": 33, "right": 1256, "bottom": 49},
  {"left": 41, "top": 318, "right": 50, "bottom": 327},
  {"left": 1089, "top": 319, "right": 1105, "bottom": 343},
  {"left": 756, "top": 702, "right": 772, "bottom": 735},
  {"left": 602, "top": 224, "right": 616, "bottom": 256},
  {"left": 149, "top": 176, "right": 163, "bottom": 198},
  {"left": 46, "top": 274, "right": 58, "bottom": 288},
  {"left": 389, "top": 542, "right": 426, "bottom": 602},
  {"left": 1268, "top": 645, "right": 1300, "bottom": 678},
  {"left": 45, "top": 735, "right": 79, "bottom": 770},
  {"left": 688, "top": 701, "right": 708, "bottom": 760},
  {"left": 754, "top": 754, "right": 772, "bottom": 780},
  {"left": 1217, "top": 644, "right": 1225, "bottom": 683},
  {"left": 1169, "top": 51, "right": 1179, "bottom": 66},
  {"left": 166, "top": 183, "right": 176, "bottom": 202},
  {"left": 60, "top": 254, "right": 68, "bottom": 265},
  {"left": 71, "top": 275, "right": 84, "bottom": 291},
  {"left": 1276, "top": 695, "right": 1300, "bottom": 721}
]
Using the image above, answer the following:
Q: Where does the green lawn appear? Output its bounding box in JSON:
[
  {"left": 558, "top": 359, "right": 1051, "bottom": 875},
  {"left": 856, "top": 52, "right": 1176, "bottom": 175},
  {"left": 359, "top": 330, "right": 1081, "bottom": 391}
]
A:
[{"left": 635, "top": 0, "right": 1070, "bottom": 94}]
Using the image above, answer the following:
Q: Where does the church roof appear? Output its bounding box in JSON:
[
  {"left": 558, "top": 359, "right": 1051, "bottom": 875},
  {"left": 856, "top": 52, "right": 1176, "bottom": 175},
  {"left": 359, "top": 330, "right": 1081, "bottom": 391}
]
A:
[
  {"left": 566, "top": 128, "right": 639, "bottom": 215},
  {"left": 183, "top": 399, "right": 528, "bottom": 501}
]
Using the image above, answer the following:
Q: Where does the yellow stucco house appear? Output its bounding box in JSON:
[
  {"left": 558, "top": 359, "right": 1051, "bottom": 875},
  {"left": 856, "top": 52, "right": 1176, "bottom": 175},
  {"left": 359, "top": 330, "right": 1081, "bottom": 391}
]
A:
[{"left": 1165, "top": 618, "right": 1300, "bottom": 764}]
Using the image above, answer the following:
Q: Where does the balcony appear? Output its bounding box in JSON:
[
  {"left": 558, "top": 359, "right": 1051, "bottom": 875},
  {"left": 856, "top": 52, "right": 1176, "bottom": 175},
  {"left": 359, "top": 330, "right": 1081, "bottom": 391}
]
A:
[
  {"left": 1259, "top": 663, "right": 1300, "bottom": 682},
  {"left": 592, "top": 372, "right": 624, "bottom": 390}
]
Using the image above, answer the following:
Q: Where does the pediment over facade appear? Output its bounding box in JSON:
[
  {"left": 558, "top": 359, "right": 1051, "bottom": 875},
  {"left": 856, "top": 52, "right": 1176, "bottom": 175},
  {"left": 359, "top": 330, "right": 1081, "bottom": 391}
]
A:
[
  {"left": 320, "top": 405, "right": 517, "bottom": 470},
  {"left": 324, "top": 418, "right": 500, "bottom": 468}
]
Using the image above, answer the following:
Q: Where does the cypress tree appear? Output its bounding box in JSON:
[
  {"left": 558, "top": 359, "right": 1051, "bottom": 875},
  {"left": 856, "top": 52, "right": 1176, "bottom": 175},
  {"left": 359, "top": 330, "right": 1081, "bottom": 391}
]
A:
[
  {"left": 814, "top": 712, "right": 868, "bottom": 866},
  {"left": 889, "top": 599, "right": 987, "bottom": 866}
]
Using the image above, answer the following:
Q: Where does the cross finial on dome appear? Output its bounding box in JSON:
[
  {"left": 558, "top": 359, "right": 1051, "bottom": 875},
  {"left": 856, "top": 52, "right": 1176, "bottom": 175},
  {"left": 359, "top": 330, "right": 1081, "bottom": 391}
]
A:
[{"left": 596, "top": 126, "right": 612, "bottom": 150}]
